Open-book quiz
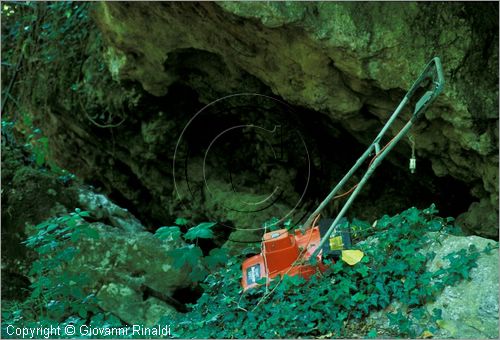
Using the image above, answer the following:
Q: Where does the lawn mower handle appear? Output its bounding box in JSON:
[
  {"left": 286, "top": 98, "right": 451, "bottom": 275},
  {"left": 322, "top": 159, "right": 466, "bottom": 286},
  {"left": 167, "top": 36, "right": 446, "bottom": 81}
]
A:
[
  {"left": 304, "top": 57, "right": 445, "bottom": 259},
  {"left": 408, "top": 57, "right": 445, "bottom": 120}
]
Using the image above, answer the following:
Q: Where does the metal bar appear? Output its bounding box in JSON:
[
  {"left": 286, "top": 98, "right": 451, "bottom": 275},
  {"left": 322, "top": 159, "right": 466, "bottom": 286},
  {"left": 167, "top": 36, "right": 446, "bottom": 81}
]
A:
[
  {"left": 301, "top": 96, "right": 409, "bottom": 231},
  {"left": 372, "top": 97, "right": 409, "bottom": 144},
  {"left": 311, "top": 120, "right": 414, "bottom": 258},
  {"left": 300, "top": 144, "right": 374, "bottom": 231},
  {"left": 309, "top": 57, "right": 445, "bottom": 259}
]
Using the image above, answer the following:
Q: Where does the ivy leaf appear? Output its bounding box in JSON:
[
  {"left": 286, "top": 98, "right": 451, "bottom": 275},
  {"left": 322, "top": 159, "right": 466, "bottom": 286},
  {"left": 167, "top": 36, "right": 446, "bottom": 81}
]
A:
[
  {"left": 423, "top": 203, "right": 438, "bottom": 215},
  {"left": 483, "top": 242, "right": 499, "bottom": 255},
  {"left": 412, "top": 307, "right": 426, "bottom": 320},
  {"left": 366, "top": 293, "right": 379, "bottom": 307},
  {"left": 256, "top": 278, "right": 267, "bottom": 285},
  {"left": 46, "top": 223, "right": 58, "bottom": 232},
  {"left": 155, "top": 226, "right": 181, "bottom": 241},
  {"left": 341, "top": 250, "right": 364, "bottom": 265},
  {"left": 189, "top": 266, "right": 209, "bottom": 282},
  {"left": 175, "top": 217, "right": 188, "bottom": 226},
  {"left": 184, "top": 222, "right": 216, "bottom": 240},
  {"left": 405, "top": 207, "right": 420, "bottom": 224},
  {"left": 81, "top": 227, "right": 99, "bottom": 239},
  {"left": 352, "top": 292, "right": 367, "bottom": 303},
  {"left": 169, "top": 245, "right": 202, "bottom": 269},
  {"left": 421, "top": 330, "right": 434, "bottom": 338},
  {"left": 205, "top": 248, "right": 228, "bottom": 270},
  {"left": 78, "top": 210, "right": 90, "bottom": 217},
  {"left": 78, "top": 307, "right": 87, "bottom": 319},
  {"left": 284, "top": 274, "right": 305, "bottom": 287},
  {"left": 431, "top": 308, "right": 442, "bottom": 322}
]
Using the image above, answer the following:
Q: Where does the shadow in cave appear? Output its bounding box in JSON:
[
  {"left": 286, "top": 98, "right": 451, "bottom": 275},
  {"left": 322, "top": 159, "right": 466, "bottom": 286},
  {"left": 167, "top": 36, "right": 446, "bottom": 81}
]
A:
[
  {"left": 141, "top": 285, "right": 203, "bottom": 313},
  {"left": 87, "top": 80, "right": 476, "bottom": 251}
]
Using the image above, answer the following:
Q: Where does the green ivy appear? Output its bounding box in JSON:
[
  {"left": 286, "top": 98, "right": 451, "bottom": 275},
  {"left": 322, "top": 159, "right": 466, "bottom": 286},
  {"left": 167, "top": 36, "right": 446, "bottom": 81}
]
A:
[
  {"left": 166, "top": 204, "right": 480, "bottom": 338},
  {"left": 2, "top": 205, "right": 483, "bottom": 339},
  {"left": 154, "top": 220, "right": 228, "bottom": 283},
  {"left": 1, "top": 209, "right": 126, "bottom": 339}
]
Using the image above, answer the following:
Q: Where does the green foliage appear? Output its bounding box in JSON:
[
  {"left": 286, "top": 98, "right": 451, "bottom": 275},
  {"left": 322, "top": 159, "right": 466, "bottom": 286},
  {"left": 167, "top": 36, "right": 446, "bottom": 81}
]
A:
[
  {"left": 174, "top": 217, "right": 189, "bottom": 226},
  {"left": 22, "top": 211, "right": 98, "bottom": 318},
  {"left": 170, "top": 245, "right": 204, "bottom": 269},
  {"left": 205, "top": 248, "right": 230, "bottom": 271},
  {"left": 154, "top": 220, "right": 228, "bottom": 284},
  {"left": 1, "top": 201, "right": 483, "bottom": 339},
  {"left": 184, "top": 222, "right": 216, "bottom": 240},
  {"left": 154, "top": 226, "right": 181, "bottom": 241},
  {"left": 1, "top": 209, "right": 128, "bottom": 338},
  {"left": 3, "top": 214, "right": 231, "bottom": 338},
  {"left": 1, "top": 1, "right": 88, "bottom": 175},
  {"left": 167, "top": 204, "right": 480, "bottom": 338}
]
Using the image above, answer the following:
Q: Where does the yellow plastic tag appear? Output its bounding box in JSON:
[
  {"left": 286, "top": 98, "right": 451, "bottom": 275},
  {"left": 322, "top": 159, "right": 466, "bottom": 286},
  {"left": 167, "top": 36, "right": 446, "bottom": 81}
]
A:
[
  {"left": 421, "top": 330, "right": 433, "bottom": 338},
  {"left": 329, "top": 236, "right": 344, "bottom": 250},
  {"left": 341, "top": 250, "right": 364, "bottom": 265}
]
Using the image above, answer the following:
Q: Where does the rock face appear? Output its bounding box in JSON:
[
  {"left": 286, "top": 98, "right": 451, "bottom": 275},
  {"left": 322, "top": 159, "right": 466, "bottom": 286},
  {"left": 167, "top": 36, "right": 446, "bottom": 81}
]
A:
[
  {"left": 91, "top": 2, "right": 497, "bottom": 236},
  {"left": 368, "top": 233, "right": 499, "bottom": 338},
  {"left": 2, "top": 136, "right": 194, "bottom": 325},
  {"left": 96, "top": 283, "right": 177, "bottom": 326},
  {"left": 1, "top": 138, "right": 80, "bottom": 299},
  {"left": 78, "top": 189, "right": 145, "bottom": 233},
  {"left": 0, "top": 136, "right": 193, "bottom": 322},
  {"left": 21, "top": 2, "right": 497, "bottom": 238},
  {"left": 69, "top": 223, "right": 196, "bottom": 325},
  {"left": 425, "top": 235, "right": 499, "bottom": 338}
]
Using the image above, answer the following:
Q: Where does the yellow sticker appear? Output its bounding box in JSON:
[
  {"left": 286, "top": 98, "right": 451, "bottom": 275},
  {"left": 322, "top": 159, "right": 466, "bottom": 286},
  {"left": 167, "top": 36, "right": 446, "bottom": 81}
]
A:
[
  {"left": 421, "top": 330, "right": 433, "bottom": 338},
  {"left": 341, "top": 250, "right": 364, "bottom": 265},
  {"left": 329, "top": 236, "right": 344, "bottom": 250}
]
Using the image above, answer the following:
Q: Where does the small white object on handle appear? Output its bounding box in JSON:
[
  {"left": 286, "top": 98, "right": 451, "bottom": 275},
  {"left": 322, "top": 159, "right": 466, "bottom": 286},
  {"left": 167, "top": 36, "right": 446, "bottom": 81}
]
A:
[{"left": 410, "top": 157, "right": 416, "bottom": 174}]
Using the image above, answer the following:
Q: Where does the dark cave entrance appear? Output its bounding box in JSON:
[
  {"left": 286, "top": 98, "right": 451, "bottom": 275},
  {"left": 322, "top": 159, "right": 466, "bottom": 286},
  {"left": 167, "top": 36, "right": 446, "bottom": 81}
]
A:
[
  {"left": 163, "top": 84, "right": 474, "bottom": 225},
  {"left": 97, "top": 80, "right": 475, "bottom": 246}
]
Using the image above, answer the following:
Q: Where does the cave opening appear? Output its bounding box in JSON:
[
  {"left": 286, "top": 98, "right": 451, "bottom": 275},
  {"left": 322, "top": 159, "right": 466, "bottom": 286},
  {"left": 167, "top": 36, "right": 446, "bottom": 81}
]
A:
[
  {"left": 165, "top": 84, "right": 476, "bottom": 231},
  {"left": 93, "top": 78, "right": 476, "bottom": 247}
]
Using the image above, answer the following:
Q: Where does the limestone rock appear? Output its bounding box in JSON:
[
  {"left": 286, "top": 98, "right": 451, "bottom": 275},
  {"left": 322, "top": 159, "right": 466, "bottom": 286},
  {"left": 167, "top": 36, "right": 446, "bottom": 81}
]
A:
[
  {"left": 368, "top": 233, "right": 499, "bottom": 338},
  {"left": 78, "top": 188, "right": 145, "bottom": 233},
  {"left": 425, "top": 235, "right": 499, "bottom": 338},
  {"left": 18, "top": 2, "right": 497, "bottom": 239},
  {"left": 96, "top": 283, "right": 178, "bottom": 326},
  {"left": 69, "top": 223, "right": 194, "bottom": 296}
]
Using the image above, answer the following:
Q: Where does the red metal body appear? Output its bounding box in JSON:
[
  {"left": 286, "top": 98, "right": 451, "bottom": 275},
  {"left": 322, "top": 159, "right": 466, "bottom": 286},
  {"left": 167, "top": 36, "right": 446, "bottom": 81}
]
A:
[{"left": 241, "top": 226, "right": 328, "bottom": 291}]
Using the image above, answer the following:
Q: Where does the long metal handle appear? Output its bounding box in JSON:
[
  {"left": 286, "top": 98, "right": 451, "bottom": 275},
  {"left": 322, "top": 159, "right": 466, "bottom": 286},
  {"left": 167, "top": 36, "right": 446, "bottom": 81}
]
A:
[
  {"left": 408, "top": 57, "right": 445, "bottom": 120},
  {"left": 307, "top": 57, "right": 445, "bottom": 258}
]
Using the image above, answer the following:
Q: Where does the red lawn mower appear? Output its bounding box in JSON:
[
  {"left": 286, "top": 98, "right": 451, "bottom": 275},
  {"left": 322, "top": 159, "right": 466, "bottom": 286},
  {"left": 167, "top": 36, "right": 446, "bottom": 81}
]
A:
[{"left": 242, "top": 57, "right": 445, "bottom": 291}]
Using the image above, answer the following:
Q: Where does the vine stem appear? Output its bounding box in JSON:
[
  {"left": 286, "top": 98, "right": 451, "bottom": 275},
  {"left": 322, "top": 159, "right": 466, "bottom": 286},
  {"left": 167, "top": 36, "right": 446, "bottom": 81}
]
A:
[{"left": 1, "top": 54, "right": 23, "bottom": 113}]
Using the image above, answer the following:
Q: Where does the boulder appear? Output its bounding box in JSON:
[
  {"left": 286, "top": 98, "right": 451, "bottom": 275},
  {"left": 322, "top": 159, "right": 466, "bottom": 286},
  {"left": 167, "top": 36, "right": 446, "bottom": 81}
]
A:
[
  {"left": 78, "top": 189, "right": 145, "bottom": 233},
  {"left": 425, "top": 235, "right": 499, "bottom": 338},
  {"left": 69, "top": 222, "right": 195, "bottom": 304},
  {"left": 368, "top": 233, "right": 499, "bottom": 338},
  {"left": 96, "top": 283, "right": 177, "bottom": 326}
]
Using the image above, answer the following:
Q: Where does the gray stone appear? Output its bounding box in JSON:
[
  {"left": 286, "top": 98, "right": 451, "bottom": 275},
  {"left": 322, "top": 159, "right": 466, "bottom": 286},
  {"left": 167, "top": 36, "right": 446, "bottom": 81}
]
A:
[
  {"left": 66, "top": 222, "right": 198, "bottom": 321},
  {"left": 368, "top": 233, "right": 499, "bottom": 339},
  {"left": 96, "top": 283, "right": 178, "bottom": 326},
  {"left": 425, "top": 235, "right": 499, "bottom": 338},
  {"left": 78, "top": 189, "right": 144, "bottom": 232}
]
